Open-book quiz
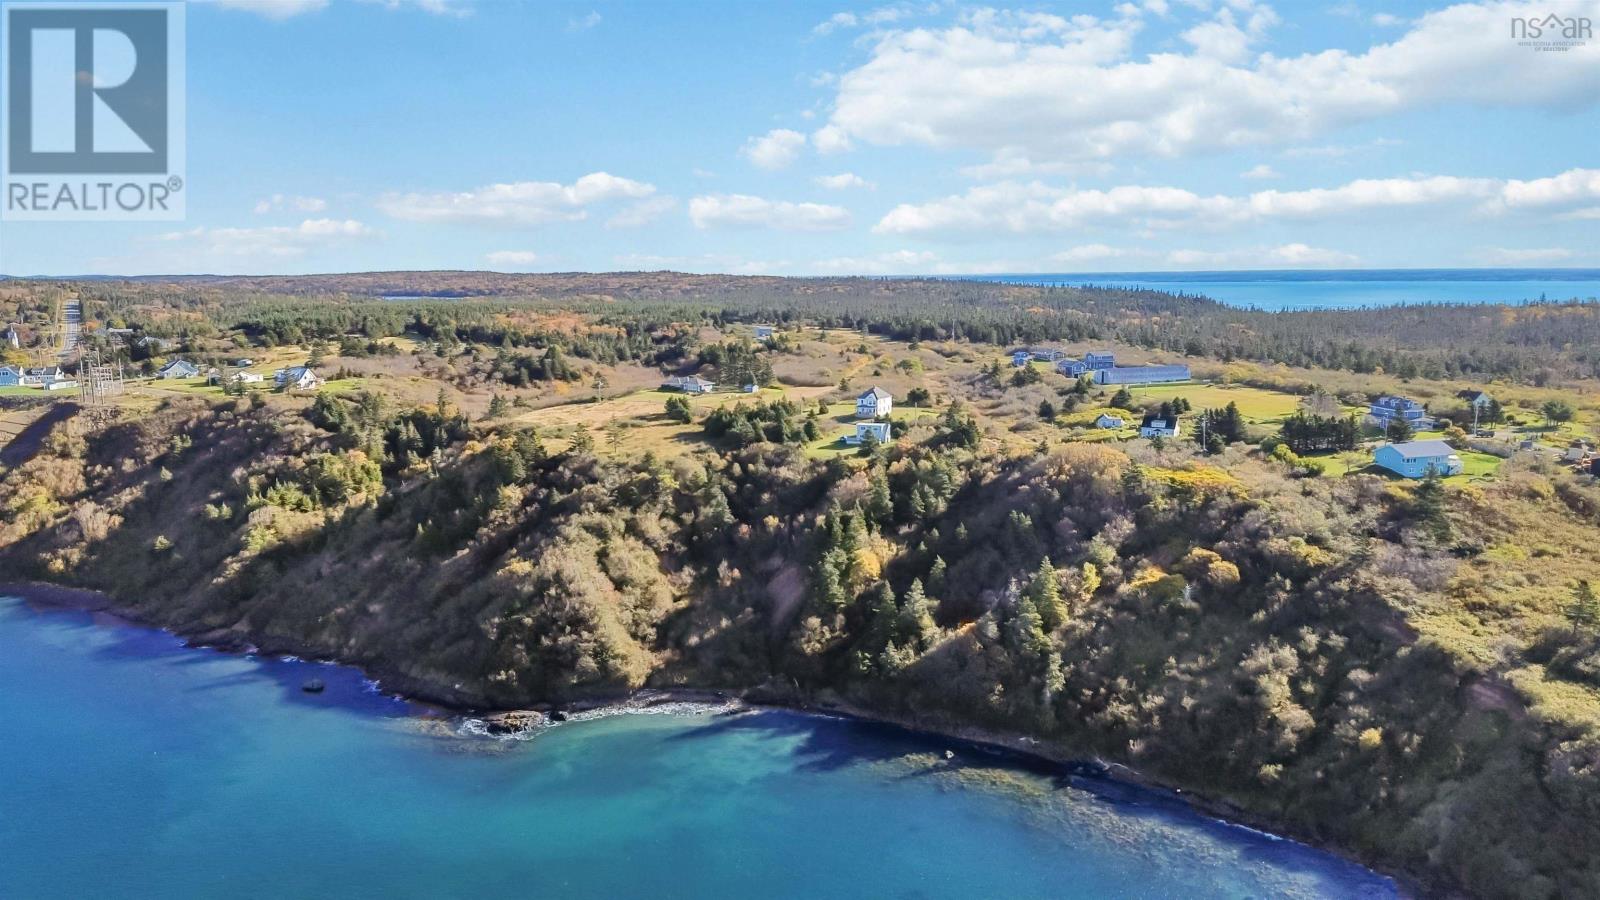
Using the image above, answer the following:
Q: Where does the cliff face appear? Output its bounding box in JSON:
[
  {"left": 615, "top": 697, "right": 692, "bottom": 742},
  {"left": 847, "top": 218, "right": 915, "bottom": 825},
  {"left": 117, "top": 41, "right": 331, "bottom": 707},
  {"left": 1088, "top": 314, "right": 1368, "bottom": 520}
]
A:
[{"left": 3, "top": 396, "right": 1600, "bottom": 897}]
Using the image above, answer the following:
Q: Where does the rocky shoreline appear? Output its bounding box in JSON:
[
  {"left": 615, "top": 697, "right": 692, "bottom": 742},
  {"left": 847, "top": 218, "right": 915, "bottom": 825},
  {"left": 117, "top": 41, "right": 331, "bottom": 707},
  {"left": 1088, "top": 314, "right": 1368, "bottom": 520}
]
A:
[{"left": 1, "top": 580, "right": 1429, "bottom": 897}]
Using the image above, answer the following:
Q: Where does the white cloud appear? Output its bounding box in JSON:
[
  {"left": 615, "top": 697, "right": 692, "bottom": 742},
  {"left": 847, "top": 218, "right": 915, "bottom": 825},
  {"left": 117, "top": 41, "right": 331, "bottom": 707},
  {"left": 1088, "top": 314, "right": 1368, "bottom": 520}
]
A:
[
  {"left": 567, "top": 10, "right": 601, "bottom": 31},
  {"left": 741, "top": 129, "right": 807, "bottom": 170},
  {"left": 607, "top": 195, "right": 678, "bottom": 228},
  {"left": 1496, "top": 168, "right": 1600, "bottom": 211},
  {"left": 1484, "top": 247, "right": 1574, "bottom": 264},
  {"left": 377, "top": 172, "right": 657, "bottom": 226},
  {"left": 1180, "top": 2, "right": 1278, "bottom": 63},
  {"left": 1240, "top": 163, "right": 1280, "bottom": 180},
  {"left": 612, "top": 253, "right": 790, "bottom": 275},
  {"left": 875, "top": 168, "right": 1600, "bottom": 236},
  {"left": 1166, "top": 243, "right": 1360, "bottom": 268},
  {"left": 485, "top": 250, "right": 539, "bottom": 268},
  {"left": 1052, "top": 243, "right": 1137, "bottom": 264},
  {"left": 208, "top": 0, "right": 328, "bottom": 19},
  {"left": 688, "top": 194, "right": 852, "bottom": 231},
  {"left": 818, "top": 1, "right": 1600, "bottom": 167},
  {"left": 814, "top": 172, "right": 875, "bottom": 190},
  {"left": 1283, "top": 138, "right": 1402, "bottom": 159},
  {"left": 811, "top": 124, "right": 853, "bottom": 155},
  {"left": 206, "top": 0, "right": 467, "bottom": 17},
  {"left": 252, "top": 193, "right": 327, "bottom": 214},
  {"left": 811, "top": 249, "right": 940, "bottom": 273},
  {"left": 359, "top": 0, "right": 470, "bottom": 16},
  {"left": 1049, "top": 241, "right": 1357, "bottom": 269},
  {"left": 149, "top": 219, "right": 373, "bottom": 266},
  {"left": 1371, "top": 12, "right": 1407, "bottom": 27},
  {"left": 813, "top": 4, "right": 919, "bottom": 35}
]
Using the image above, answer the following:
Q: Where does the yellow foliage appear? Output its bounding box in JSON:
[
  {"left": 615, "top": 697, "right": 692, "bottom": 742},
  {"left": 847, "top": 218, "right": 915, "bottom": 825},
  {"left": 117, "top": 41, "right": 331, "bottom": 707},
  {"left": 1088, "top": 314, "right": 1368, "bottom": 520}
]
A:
[
  {"left": 852, "top": 547, "right": 882, "bottom": 583},
  {"left": 1146, "top": 466, "right": 1245, "bottom": 496},
  {"left": 1358, "top": 727, "right": 1383, "bottom": 751},
  {"left": 1285, "top": 536, "right": 1335, "bottom": 569}
]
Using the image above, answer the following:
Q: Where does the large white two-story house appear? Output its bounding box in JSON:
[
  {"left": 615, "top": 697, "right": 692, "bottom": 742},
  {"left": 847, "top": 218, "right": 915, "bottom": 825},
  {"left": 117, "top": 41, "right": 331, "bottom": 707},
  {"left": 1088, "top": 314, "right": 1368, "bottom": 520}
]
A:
[
  {"left": 1139, "top": 413, "right": 1181, "bottom": 439},
  {"left": 274, "top": 366, "right": 325, "bottom": 391},
  {"left": 856, "top": 386, "right": 893, "bottom": 419}
]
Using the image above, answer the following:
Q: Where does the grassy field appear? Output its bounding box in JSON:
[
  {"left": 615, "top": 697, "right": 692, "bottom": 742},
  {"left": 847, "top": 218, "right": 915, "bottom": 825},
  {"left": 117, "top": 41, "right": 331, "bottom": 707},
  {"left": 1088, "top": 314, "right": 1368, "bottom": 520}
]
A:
[{"left": 1121, "top": 382, "right": 1308, "bottom": 423}]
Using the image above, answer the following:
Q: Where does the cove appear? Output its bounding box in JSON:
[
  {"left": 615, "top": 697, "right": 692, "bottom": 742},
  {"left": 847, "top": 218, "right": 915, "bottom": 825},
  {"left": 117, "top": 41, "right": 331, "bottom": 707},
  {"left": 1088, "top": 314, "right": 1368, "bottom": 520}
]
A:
[{"left": 0, "top": 596, "right": 1399, "bottom": 898}]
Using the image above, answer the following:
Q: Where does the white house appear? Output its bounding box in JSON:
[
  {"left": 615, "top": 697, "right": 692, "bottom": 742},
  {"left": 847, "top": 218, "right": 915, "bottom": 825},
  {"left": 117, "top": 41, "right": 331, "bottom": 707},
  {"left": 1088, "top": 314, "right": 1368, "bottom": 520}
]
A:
[
  {"left": 156, "top": 359, "right": 200, "bottom": 380},
  {"left": 846, "top": 422, "right": 892, "bottom": 445},
  {"left": 3, "top": 325, "right": 18, "bottom": 348},
  {"left": 1457, "top": 389, "right": 1493, "bottom": 409},
  {"left": 1139, "top": 413, "right": 1181, "bottom": 439},
  {"left": 275, "top": 366, "right": 325, "bottom": 391},
  {"left": 753, "top": 325, "right": 775, "bottom": 339},
  {"left": 856, "top": 386, "right": 893, "bottom": 419},
  {"left": 663, "top": 375, "right": 715, "bottom": 394},
  {"left": 1375, "top": 440, "right": 1463, "bottom": 478},
  {"left": 231, "top": 371, "right": 264, "bottom": 384},
  {"left": 20, "top": 366, "right": 63, "bottom": 386},
  {"left": 1094, "top": 413, "right": 1125, "bottom": 429}
]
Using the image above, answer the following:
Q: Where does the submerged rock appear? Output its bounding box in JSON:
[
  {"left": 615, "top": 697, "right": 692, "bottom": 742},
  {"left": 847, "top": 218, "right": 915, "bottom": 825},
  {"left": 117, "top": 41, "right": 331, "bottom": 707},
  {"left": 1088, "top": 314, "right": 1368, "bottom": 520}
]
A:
[
  {"left": 301, "top": 679, "right": 325, "bottom": 694},
  {"left": 483, "top": 710, "right": 545, "bottom": 735}
]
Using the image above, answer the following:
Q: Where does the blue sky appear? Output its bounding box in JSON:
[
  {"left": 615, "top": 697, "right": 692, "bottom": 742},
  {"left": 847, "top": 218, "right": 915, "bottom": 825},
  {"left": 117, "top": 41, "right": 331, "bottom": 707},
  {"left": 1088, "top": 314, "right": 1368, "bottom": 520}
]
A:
[{"left": 2, "top": 0, "right": 1598, "bottom": 275}]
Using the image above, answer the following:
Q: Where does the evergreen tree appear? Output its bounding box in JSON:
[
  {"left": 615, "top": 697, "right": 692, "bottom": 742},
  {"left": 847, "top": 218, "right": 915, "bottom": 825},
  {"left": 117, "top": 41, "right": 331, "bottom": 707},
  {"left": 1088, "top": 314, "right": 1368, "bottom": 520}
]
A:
[
  {"left": 1411, "top": 470, "right": 1450, "bottom": 541},
  {"left": 899, "top": 578, "right": 937, "bottom": 650},
  {"left": 1567, "top": 580, "right": 1600, "bottom": 632},
  {"left": 1386, "top": 415, "right": 1415, "bottom": 443},
  {"left": 928, "top": 556, "right": 948, "bottom": 596},
  {"left": 866, "top": 467, "right": 893, "bottom": 525},
  {"left": 1027, "top": 557, "right": 1067, "bottom": 631}
]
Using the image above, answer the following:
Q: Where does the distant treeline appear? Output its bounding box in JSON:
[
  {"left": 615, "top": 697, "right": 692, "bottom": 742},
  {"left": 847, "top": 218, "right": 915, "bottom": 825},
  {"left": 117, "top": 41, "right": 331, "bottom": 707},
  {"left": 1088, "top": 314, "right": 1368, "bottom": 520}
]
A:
[{"left": 47, "top": 273, "right": 1600, "bottom": 384}]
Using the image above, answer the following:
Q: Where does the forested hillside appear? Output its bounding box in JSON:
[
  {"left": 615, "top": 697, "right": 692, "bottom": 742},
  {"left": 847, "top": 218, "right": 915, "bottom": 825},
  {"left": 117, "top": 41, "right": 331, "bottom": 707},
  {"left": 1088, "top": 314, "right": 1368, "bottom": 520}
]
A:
[{"left": 4, "top": 388, "right": 1600, "bottom": 897}]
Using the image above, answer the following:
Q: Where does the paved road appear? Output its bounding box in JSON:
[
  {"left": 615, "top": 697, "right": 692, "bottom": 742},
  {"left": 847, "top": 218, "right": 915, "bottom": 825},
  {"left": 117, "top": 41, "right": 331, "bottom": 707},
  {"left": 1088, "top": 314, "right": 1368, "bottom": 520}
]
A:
[{"left": 57, "top": 297, "right": 81, "bottom": 360}]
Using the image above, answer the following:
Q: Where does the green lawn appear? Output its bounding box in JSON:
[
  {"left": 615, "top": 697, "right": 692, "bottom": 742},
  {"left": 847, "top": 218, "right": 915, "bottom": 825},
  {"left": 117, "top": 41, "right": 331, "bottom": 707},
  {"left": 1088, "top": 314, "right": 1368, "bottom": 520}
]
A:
[{"left": 1120, "top": 382, "right": 1306, "bottom": 424}]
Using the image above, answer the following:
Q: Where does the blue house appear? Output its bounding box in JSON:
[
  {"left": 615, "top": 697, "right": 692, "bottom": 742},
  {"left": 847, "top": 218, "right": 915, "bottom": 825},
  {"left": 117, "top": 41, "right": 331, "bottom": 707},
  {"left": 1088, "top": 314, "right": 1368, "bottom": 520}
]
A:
[
  {"left": 0, "top": 366, "right": 20, "bottom": 387},
  {"left": 1085, "top": 351, "right": 1116, "bottom": 370},
  {"left": 1094, "top": 364, "right": 1191, "bottom": 385},
  {"left": 1367, "top": 395, "right": 1430, "bottom": 428},
  {"left": 1056, "top": 358, "right": 1088, "bottom": 377},
  {"left": 1011, "top": 350, "right": 1031, "bottom": 367},
  {"left": 753, "top": 325, "right": 775, "bottom": 339},
  {"left": 1375, "top": 440, "right": 1463, "bottom": 478},
  {"left": 846, "top": 421, "right": 892, "bottom": 445}
]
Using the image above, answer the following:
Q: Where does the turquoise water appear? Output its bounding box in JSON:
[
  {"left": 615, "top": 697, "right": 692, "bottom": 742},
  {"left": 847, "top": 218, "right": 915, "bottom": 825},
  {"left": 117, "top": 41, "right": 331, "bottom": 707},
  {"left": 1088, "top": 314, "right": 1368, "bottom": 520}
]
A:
[
  {"left": 967, "top": 269, "right": 1600, "bottom": 311},
  {"left": 0, "top": 597, "right": 1398, "bottom": 898}
]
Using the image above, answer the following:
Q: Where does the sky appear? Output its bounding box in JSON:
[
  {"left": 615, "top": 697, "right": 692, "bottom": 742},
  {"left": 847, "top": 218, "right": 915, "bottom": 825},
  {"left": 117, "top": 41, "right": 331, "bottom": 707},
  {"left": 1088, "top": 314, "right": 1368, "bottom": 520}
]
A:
[{"left": 0, "top": 0, "right": 1598, "bottom": 276}]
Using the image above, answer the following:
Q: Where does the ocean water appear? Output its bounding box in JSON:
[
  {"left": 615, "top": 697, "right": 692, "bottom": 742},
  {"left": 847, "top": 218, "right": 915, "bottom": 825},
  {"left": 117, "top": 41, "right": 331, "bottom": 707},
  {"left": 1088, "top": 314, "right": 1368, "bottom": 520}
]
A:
[
  {"left": 0, "top": 596, "right": 1397, "bottom": 899},
  {"left": 967, "top": 269, "right": 1600, "bottom": 311}
]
